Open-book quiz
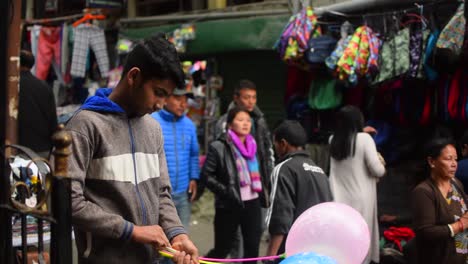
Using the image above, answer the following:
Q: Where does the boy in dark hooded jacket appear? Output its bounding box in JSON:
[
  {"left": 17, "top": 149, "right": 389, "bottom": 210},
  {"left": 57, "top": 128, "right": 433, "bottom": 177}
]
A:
[{"left": 265, "top": 120, "right": 333, "bottom": 257}]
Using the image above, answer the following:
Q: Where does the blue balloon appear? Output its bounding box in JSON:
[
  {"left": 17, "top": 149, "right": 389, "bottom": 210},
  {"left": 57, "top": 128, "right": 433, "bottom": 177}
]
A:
[{"left": 280, "top": 252, "right": 337, "bottom": 264}]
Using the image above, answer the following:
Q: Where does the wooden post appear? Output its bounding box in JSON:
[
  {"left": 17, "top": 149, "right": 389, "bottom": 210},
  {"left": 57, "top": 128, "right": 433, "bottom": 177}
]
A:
[
  {"left": 5, "top": 0, "right": 21, "bottom": 151},
  {"left": 1, "top": 0, "right": 21, "bottom": 262},
  {"left": 50, "top": 124, "right": 73, "bottom": 264}
]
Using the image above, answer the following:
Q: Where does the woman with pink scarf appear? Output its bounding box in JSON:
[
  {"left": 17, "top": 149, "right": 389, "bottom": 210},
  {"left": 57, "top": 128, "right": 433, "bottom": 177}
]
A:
[{"left": 201, "top": 106, "right": 268, "bottom": 264}]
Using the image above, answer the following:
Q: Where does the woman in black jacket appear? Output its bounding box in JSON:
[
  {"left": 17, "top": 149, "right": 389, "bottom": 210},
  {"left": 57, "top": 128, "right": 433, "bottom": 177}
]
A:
[{"left": 201, "top": 106, "right": 268, "bottom": 264}]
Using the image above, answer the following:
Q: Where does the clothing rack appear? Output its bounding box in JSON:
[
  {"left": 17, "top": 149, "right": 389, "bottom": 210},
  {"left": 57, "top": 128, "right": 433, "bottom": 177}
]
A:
[
  {"left": 24, "top": 8, "right": 104, "bottom": 25},
  {"left": 24, "top": 14, "right": 83, "bottom": 25}
]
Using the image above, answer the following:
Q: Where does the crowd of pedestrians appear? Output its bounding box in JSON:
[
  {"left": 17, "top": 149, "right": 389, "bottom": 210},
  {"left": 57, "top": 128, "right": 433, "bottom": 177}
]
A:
[{"left": 25, "top": 35, "right": 463, "bottom": 264}]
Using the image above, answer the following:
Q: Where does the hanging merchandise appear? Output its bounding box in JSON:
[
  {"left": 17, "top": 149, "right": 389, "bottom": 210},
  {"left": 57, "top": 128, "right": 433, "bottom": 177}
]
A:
[
  {"left": 61, "top": 23, "right": 70, "bottom": 76},
  {"left": 305, "top": 35, "right": 337, "bottom": 64},
  {"left": 189, "top": 61, "right": 207, "bottom": 74},
  {"left": 275, "top": 6, "right": 322, "bottom": 66},
  {"left": 429, "top": 3, "right": 466, "bottom": 75},
  {"left": 308, "top": 77, "right": 343, "bottom": 110},
  {"left": 436, "top": 3, "right": 465, "bottom": 56},
  {"left": 398, "top": 80, "right": 433, "bottom": 126},
  {"left": 117, "top": 38, "right": 134, "bottom": 54},
  {"left": 373, "top": 28, "right": 410, "bottom": 84},
  {"left": 70, "top": 12, "right": 109, "bottom": 78},
  {"left": 36, "top": 26, "right": 62, "bottom": 80},
  {"left": 70, "top": 24, "right": 110, "bottom": 78},
  {"left": 325, "top": 21, "right": 353, "bottom": 71},
  {"left": 443, "top": 68, "right": 468, "bottom": 122},
  {"left": 329, "top": 25, "right": 381, "bottom": 85},
  {"left": 407, "top": 24, "right": 430, "bottom": 79},
  {"left": 107, "top": 66, "right": 123, "bottom": 88},
  {"left": 423, "top": 30, "right": 440, "bottom": 81},
  {"left": 168, "top": 24, "right": 196, "bottom": 53}
]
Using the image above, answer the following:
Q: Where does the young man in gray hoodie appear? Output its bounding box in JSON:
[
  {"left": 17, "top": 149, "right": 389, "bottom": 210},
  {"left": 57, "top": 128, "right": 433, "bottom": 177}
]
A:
[{"left": 66, "top": 35, "right": 199, "bottom": 264}]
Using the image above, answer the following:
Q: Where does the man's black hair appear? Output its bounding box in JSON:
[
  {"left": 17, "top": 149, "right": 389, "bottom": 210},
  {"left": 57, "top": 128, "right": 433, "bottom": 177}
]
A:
[
  {"left": 234, "top": 79, "right": 256, "bottom": 96},
  {"left": 273, "top": 120, "right": 308, "bottom": 147},
  {"left": 122, "top": 33, "right": 185, "bottom": 89},
  {"left": 20, "top": 50, "right": 35, "bottom": 69}
]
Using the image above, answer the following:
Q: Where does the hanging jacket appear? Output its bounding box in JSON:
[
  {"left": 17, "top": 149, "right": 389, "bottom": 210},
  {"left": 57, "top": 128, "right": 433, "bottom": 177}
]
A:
[
  {"left": 151, "top": 109, "right": 200, "bottom": 195},
  {"left": 200, "top": 134, "right": 270, "bottom": 209},
  {"left": 67, "top": 88, "right": 185, "bottom": 263}
]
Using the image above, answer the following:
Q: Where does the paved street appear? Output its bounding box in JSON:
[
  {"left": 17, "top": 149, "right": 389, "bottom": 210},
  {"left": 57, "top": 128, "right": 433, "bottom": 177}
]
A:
[{"left": 190, "top": 191, "right": 269, "bottom": 258}]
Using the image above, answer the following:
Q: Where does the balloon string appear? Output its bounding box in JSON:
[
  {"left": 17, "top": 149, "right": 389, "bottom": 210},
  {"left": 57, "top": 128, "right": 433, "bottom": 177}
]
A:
[
  {"left": 159, "top": 250, "right": 221, "bottom": 264},
  {"left": 160, "top": 247, "right": 286, "bottom": 263},
  {"left": 200, "top": 254, "right": 286, "bottom": 262}
]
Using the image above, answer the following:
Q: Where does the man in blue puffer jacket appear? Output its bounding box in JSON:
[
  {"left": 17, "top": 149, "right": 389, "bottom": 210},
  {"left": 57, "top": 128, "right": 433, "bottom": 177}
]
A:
[{"left": 152, "top": 89, "right": 200, "bottom": 230}]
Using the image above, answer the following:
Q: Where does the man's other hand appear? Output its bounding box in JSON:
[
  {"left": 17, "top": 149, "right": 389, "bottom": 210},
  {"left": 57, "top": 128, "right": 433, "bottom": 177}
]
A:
[
  {"left": 171, "top": 234, "right": 199, "bottom": 264},
  {"left": 131, "top": 225, "right": 170, "bottom": 249},
  {"left": 189, "top": 180, "right": 198, "bottom": 202}
]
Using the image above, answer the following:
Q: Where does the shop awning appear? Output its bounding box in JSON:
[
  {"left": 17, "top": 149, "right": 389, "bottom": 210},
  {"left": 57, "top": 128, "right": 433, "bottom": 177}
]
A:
[{"left": 120, "top": 15, "right": 290, "bottom": 55}]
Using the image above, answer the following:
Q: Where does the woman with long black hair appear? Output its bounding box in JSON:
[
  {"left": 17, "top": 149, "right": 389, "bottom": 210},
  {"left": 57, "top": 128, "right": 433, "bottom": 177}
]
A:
[{"left": 329, "top": 105, "right": 386, "bottom": 264}]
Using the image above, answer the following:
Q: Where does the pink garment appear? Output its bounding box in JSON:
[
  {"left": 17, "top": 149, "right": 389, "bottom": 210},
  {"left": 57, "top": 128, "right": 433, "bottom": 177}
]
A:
[{"left": 36, "top": 27, "right": 61, "bottom": 80}]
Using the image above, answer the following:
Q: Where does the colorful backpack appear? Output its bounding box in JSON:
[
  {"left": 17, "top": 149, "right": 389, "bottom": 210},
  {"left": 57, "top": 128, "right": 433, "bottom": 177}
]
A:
[
  {"left": 436, "top": 3, "right": 465, "bottom": 56},
  {"left": 276, "top": 6, "right": 321, "bottom": 64},
  {"left": 331, "top": 26, "right": 381, "bottom": 85}
]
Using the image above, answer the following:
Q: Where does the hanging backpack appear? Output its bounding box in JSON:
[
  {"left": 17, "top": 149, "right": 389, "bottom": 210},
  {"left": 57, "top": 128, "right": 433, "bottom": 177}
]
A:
[
  {"left": 431, "top": 3, "right": 465, "bottom": 74},
  {"left": 424, "top": 30, "right": 440, "bottom": 81},
  {"left": 305, "top": 35, "right": 337, "bottom": 64},
  {"left": 308, "top": 77, "right": 343, "bottom": 110},
  {"left": 276, "top": 6, "right": 321, "bottom": 64},
  {"left": 374, "top": 28, "right": 411, "bottom": 84}
]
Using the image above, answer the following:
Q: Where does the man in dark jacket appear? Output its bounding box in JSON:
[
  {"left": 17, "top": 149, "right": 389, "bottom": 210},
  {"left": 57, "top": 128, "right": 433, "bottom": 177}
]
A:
[
  {"left": 265, "top": 120, "right": 333, "bottom": 257},
  {"left": 18, "top": 50, "right": 57, "bottom": 158}
]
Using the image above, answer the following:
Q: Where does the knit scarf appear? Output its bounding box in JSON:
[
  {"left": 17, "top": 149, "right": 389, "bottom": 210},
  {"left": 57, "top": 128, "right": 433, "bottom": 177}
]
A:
[{"left": 228, "top": 129, "right": 262, "bottom": 193}]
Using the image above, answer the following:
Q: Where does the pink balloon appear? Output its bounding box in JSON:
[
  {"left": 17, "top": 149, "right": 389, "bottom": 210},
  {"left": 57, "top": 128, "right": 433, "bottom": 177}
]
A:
[{"left": 285, "top": 202, "right": 370, "bottom": 264}]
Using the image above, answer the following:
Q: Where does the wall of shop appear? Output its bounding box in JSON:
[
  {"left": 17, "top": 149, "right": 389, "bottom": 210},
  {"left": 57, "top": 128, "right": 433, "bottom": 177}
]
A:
[{"left": 214, "top": 50, "right": 287, "bottom": 129}]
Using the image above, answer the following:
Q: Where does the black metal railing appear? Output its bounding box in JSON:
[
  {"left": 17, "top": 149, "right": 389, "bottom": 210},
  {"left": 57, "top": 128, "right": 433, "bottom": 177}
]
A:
[{"left": 0, "top": 125, "right": 72, "bottom": 264}]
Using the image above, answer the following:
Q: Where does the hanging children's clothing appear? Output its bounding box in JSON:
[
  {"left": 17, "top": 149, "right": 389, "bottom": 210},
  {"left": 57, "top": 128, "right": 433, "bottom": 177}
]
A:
[
  {"left": 61, "top": 24, "right": 70, "bottom": 75},
  {"left": 36, "top": 26, "right": 62, "bottom": 80},
  {"left": 30, "top": 25, "right": 42, "bottom": 75},
  {"left": 70, "top": 24, "right": 109, "bottom": 78}
]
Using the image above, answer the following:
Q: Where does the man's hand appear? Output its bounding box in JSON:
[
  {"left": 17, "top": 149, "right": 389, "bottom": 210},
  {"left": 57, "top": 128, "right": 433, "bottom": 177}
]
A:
[
  {"left": 171, "top": 234, "right": 199, "bottom": 264},
  {"left": 131, "top": 225, "right": 170, "bottom": 249},
  {"left": 189, "top": 180, "right": 198, "bottom": 202}
]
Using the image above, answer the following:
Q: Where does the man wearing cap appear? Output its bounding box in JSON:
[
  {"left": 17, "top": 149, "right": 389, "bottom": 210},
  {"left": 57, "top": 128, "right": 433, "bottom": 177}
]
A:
[{"left": 152, "top": 89, "right": 200, "bottom": 231}]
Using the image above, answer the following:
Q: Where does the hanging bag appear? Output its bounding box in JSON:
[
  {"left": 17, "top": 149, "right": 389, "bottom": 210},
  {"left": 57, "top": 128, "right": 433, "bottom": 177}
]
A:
[
  {"left": 431, "top": 3, "right": 465, "bottom": 74},
  {"left": 305, "top": 35, "right": 337, "bottom": 64},
  {"left": 374, "top": 28, "right": 411, "bottom": 84},
  {"left": 276, "top": 6, "right": 321, "bottom": 64},
  {"left": 308, "top": 77, "right": 343, "bottom": 110}
]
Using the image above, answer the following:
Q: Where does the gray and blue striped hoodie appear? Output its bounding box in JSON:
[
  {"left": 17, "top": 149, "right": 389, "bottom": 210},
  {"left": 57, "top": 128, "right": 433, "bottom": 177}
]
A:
[{"left": 67, "top": 88, "right": 186, "bottom": 263}]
